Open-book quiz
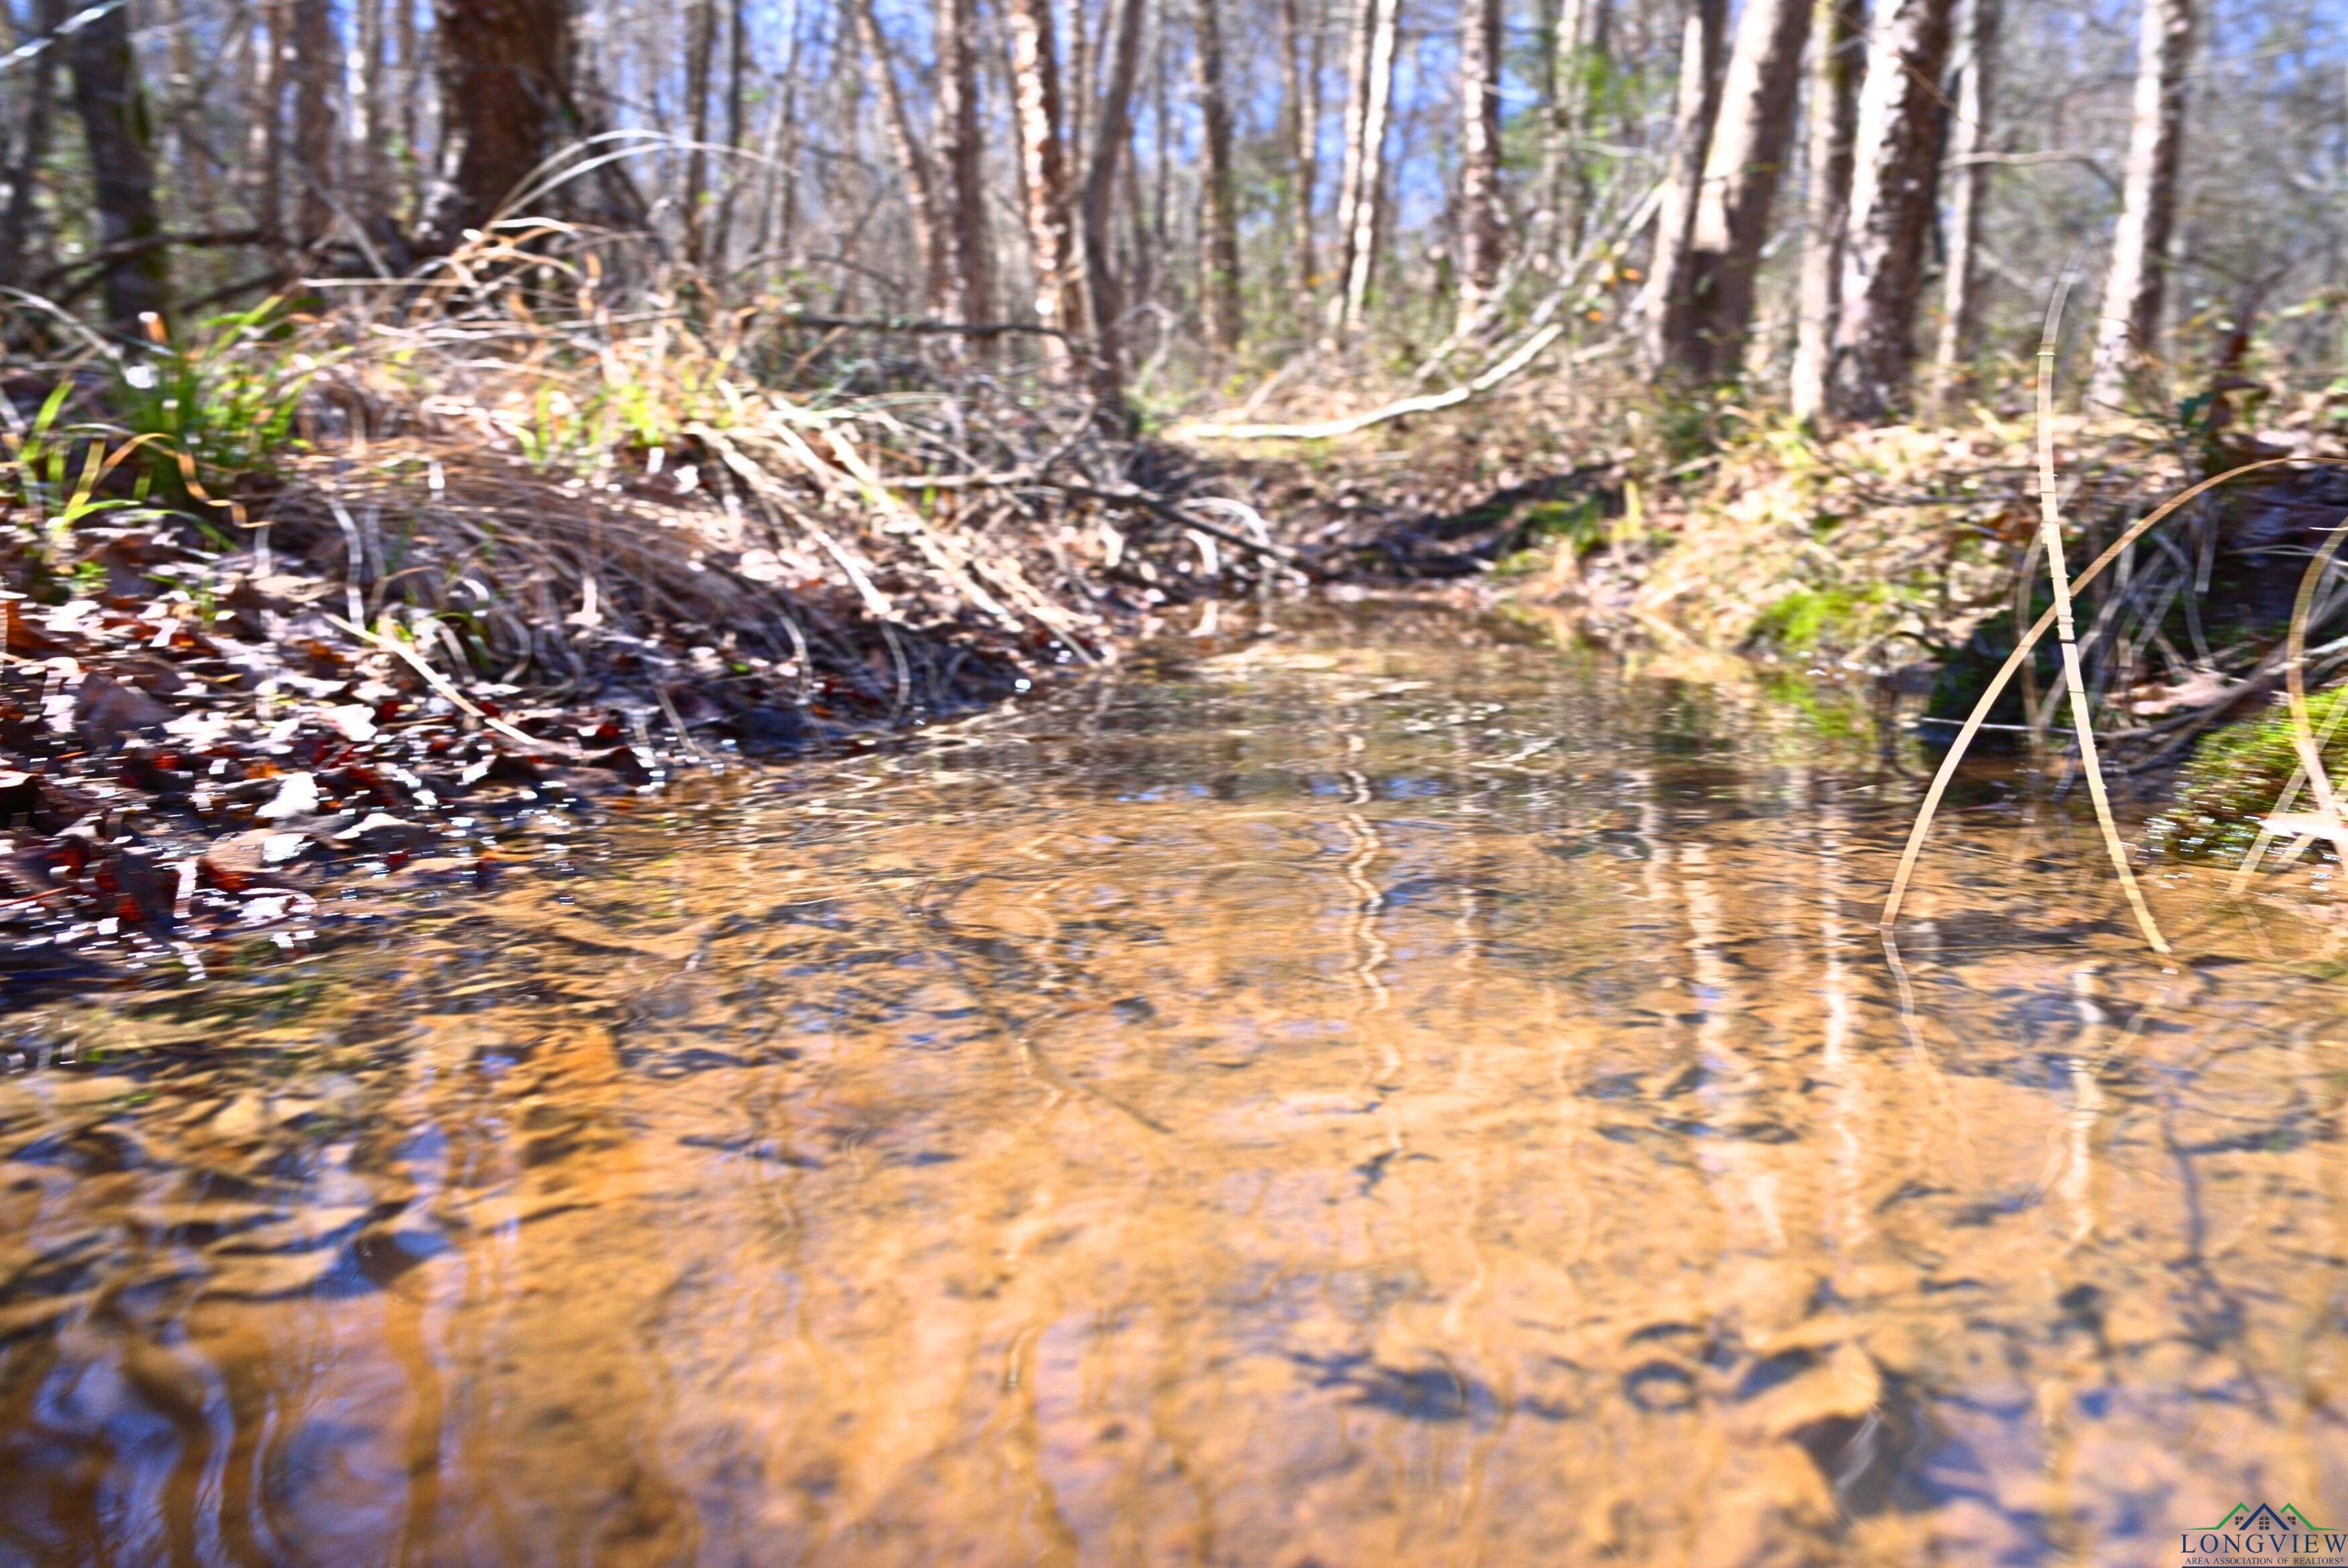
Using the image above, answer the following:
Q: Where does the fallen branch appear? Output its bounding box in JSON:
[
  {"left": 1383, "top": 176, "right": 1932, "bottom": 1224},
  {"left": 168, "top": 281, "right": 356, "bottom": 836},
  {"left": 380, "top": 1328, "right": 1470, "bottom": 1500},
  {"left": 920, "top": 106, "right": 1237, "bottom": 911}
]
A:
[
  {"left": 774, "top": 310, "right": 1074, "bottom": 342},
  {"left": 868, "top": 469, "right": 1327, "bottom": 579},
  {"left": 1168, "top": 325, "right": 1591, "bottom": 443}
]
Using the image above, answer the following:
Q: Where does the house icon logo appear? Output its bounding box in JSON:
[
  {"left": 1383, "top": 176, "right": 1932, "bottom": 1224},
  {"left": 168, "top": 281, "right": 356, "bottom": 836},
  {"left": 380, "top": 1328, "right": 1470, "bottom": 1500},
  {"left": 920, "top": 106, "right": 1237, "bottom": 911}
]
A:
[{"left": 2182, "top": 1504, "right": 2346, "bottom": 1565}]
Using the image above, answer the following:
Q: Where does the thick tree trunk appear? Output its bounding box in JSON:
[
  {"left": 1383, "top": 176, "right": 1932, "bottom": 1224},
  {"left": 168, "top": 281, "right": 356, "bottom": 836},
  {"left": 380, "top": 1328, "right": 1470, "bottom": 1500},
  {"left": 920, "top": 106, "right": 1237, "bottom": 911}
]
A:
[
  {"left": 1195, "top": 0, "right": 1243, "bottom": 348},
  {"left": 1928, "top": 0, "right": 1999, "bottom": 408},
  {"left": 2088, "top": 0, "right": 2196, "bottom": 408},
  {"left": 1643, "top": 0, "right": 1727, "bottom": 367},
  {"left": 1006, "top": 0, "right": 1082, "bottom": 348},
  {"left": 937, "top": 0, "right": 994, "bottom": 322},
  {"left": 1825, "top": 0, "right": 1955, "bottom": 423},
  {"left": 853, "top": 0, "right": 945, "bottom": 310},
  {"left": 1789, "top": 0, "right": 1864, "bottom": 423},
  {"left": 1331, "top": 0, "right": 1400, "bottom": 337},
  {"left": 429, "top": 0, "right": 576, "bottom": 244},
  {"left": 290, "top": 0, "right": 336, "bottom": 248},
  {"left": 67, "top": 0, "right": 170, "bottom": 329},
  {"left": 1082, "top": 0, "right": 1150, "bottom": 399},
  {"left": 1665, "top": 0, "right": 1811, "bottom": 380},
  {"left": 1456, "top": 0, "right": 1503, "bottom": 329},
  {"left": 1281, "top": 0, "right": 1323, "bottom": 296},
  {"left": 0, "top": 0, "right": 63, "bottom": 293}
]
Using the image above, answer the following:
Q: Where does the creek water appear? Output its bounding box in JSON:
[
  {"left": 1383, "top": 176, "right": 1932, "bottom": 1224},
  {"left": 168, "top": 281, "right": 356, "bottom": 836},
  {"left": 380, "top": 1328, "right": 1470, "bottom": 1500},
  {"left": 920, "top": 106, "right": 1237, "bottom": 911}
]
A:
[{"left": 4, "top": 599, "right": 2346, "bottom": 1566}]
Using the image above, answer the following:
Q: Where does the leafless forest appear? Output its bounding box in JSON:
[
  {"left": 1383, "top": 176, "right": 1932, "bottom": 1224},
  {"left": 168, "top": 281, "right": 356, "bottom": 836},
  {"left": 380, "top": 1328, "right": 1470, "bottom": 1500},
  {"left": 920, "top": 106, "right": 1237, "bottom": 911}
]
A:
[{"left": 3, "top": 0, "right": 2341, "bottom": 416}]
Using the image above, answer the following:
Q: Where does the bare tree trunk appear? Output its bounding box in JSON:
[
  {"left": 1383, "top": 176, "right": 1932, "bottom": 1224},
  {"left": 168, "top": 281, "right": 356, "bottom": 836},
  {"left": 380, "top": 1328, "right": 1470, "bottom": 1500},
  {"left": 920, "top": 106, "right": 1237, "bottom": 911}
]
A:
[
  {"left": 853, "top": 0, "right": 945, "bottom": 309},
  {"left": 1789, "top": 0, "right": 1863, "bottom": 423},
  {"left": 251, "top": 1, "right": 287, "bottom": 248},
  {"left": 67, "top": 0, "right": 171, "bottom": 329},
  {"left": 2088, "top": 0, "right": 2196, "bottom": 408},
  {"left": 290, "top": 0, "right": 336, "bottom": 248},
  {"left": 429, "top": 0, "right": 577, "bottom": 244},
  {"left": 397, "top": 0, "right": 424, "bottom": 220},
  {"left": 1928, "top": 0, "right": 1998, "bottom": 409},
  {"left": 1007, "top": 0, "right": 1083, "bottom": 347},
  {"left": 1457, "top": 0, "right": 1503, "bottom": 329},
  {"left": 1280, "top": 0, "right": 1322, "bottom": 296},
  {"left": 1826, "top": 0, "right": 1955, "bottom": 423},
  {"left": 715, "top": 0, "right": 749, "bottom": 275},
  {"left": 1643, "top": 0, "right": 1726, "bottom": 367},
  {"left": 1331, "top": 0, "right": 1400, "bottom": 338},
  {"left": 1082, "top": 0, "right": 1149, "bottom": 400},
  {"left": 938, "top": 0, "right": 993, "bottom": 321},
  {"left": 349, "top": 0, "right": 391, "bottom": 241},
  {"left": 1665, "top": 0, "right": 1811, "bottom": 380},
  {"left": 1195, "top": 0, "right": 1243, "bottom": 348},
  {"left": 684, "top": 0, "right": 717, "bottom": 265},
  {"left": 0, "top": 0, "right": 63, "bottom": 292}
]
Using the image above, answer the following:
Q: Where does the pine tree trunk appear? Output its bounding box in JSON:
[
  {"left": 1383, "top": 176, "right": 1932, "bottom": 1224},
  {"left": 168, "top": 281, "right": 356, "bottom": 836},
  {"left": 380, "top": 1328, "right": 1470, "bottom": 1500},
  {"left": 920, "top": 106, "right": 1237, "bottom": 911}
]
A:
[
  {"left": 430, "top": 0, "right": 577, "bottom": 245},
  {"left": 1928, "top": 0, "right": 1998, "bottom": 409},
  {"left": 1006, "top": 0, "right": 1082, "bottom": 348},
  {"left": 1665, "top": 0, "right": 1811, "bottom": 381},
  {"left": 1643, "top": 0, "right": 1727, "bottom": 367},
  {"left": 938, "top": 0, "right": 994, "bottom": 322},
  {"left": 1456, "top": 0, "right": 1503, "bottom": 329},
  {"left": 2088, "top": 0, "right": 2196, "bottom": 408},
  {"left": 291, "top": 0, "right": 336, "bottom": 248},
  {"left": 854, "top": 0, "right": 945, "bottom": 310},
  {"left": 67, "top": 0, "right": 171, "bottom": 329},
  {"left": 1195, "top": 0, "right": 1244, "bottom": 348},
  {"left": 1789, "top": 0, "right": 1863, "bottom": 423},
  {"left": 1825, "top": 0, "right": 1955, "bottom": 423}
]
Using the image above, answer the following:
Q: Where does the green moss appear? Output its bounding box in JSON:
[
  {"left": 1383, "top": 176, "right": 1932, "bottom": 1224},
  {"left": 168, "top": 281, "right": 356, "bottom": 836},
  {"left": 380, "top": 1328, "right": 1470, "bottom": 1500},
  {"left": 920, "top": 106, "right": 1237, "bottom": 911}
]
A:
[
  {"left": 1750, "top": 584, "right": 1896, "bottom": 653},
  {"left": 2152, "top": 686, "right": 2348, "bottom": 861},
  {"left": 1759, "top": 670, "right": 1869, "bottom": 741}
]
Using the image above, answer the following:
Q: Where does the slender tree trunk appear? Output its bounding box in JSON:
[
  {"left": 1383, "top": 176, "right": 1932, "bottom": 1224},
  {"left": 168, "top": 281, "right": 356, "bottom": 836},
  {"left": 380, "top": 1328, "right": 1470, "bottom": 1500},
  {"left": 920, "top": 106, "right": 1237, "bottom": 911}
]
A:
[
  {"left": 1825, "top": 0, "right": 1955, "bottom": 423},
  {"left": 853, "top": 0, "right": 945, "bottom": 309},
  {"left": 349, "top": 0, "right": 391, "bottom": 240},
  {"left": 1643, "top": 0, "right": 1726, "bottom": 367},
  {"left": 1007, "top": 0, "right": 1083, "bottom": 347},
  {"left": 429, "top": 0, "right": 577, "bottom": 244},
  {"left": 1331, "top": 0, "right": 1400, "bottom": 337},
  {"left": 397, "top": 0, "right": 424, "bottom": 220},
  {"left": 1281, "top": 0, "right": 1322, "bottom": 297},
  {"left": 714, "top": 0, "right": 749, "bottom": 276},
  {"left": 1789, "top": 0, "right": 1863, "bottom": 423},
  {"left": 1195, "top": 0, "right": 1243, "bottom": 348},
  {"left": 1665, "top": 0, "right": 1811, "bottom": 380},
  {"left": 1928, "top": 0, "right": 1998, "bottom": 409},
  {"left": 1457, "top": 0, "right": 1503, "bottom": 329},
  {"left": 2088, "top": 0, "right": 2196, "bottom": 408},
  {"left": 1082, "top": 0, "right": 1149, "bottom": 400},
  {"left": 936, "top": 0, "right": 992, "bottom": 322},
  {"left": 290, "top": 0, "right": 336, "bottom": 248},
  {"left": 684, "top": 0, "right": 717, "bottom": 264},
  {"left": 251, "top": 2, "right": 287, "bottom": 248},
  {"left": 68, "top": 0, "right": 171, "bottom": 329},
  {"left": 0, "top": 0, "right": 63, "bottom": 292}
]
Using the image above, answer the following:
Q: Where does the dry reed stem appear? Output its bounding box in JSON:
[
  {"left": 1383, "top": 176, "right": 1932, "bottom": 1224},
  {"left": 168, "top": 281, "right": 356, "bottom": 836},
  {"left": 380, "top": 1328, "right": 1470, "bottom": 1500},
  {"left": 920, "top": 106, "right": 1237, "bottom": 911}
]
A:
[
  {"left": 1880, "top": 454, "right": 2348, "bottom": 938},
  {"left": 2033, "top": 281, "right": 2168, "bottom": 953}
]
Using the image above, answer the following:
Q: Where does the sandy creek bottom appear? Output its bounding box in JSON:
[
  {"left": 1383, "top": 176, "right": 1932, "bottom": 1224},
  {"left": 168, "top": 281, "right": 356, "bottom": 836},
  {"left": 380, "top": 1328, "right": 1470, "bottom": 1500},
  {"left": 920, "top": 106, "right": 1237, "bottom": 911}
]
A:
[{"left": 5, "top": 601, "right": 2348, "bottom": 1566}]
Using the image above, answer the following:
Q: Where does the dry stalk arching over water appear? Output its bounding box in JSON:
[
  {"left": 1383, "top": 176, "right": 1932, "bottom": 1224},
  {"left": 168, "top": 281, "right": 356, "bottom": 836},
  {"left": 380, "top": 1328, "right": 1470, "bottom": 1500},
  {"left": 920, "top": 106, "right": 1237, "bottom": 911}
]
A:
[{"left": 1879, "top": 293, "right": 2348, "bottom": 951}]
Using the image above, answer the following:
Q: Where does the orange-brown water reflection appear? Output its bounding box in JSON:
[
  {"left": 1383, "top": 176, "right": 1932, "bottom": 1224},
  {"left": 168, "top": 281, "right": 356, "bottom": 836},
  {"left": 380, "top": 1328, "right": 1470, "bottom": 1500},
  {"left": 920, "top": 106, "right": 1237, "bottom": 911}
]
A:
[{"left": 6, "top": 603, "right": 2348, "bottom": 1566}]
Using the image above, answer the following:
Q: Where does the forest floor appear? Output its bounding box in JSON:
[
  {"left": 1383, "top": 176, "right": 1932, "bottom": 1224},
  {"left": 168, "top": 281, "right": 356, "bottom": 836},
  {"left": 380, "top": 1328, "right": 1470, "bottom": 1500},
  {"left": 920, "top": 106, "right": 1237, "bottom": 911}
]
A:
[{"left": 5, "top": 302, "right": 2345, "bottom": 985}]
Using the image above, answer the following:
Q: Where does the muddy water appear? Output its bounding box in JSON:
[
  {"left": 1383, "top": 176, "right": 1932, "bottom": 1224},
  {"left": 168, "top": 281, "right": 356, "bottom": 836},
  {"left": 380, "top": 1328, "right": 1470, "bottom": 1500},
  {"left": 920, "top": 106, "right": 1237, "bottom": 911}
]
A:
[{"left": 5, "top": 602, "right": 2348, "bottom": 1566}]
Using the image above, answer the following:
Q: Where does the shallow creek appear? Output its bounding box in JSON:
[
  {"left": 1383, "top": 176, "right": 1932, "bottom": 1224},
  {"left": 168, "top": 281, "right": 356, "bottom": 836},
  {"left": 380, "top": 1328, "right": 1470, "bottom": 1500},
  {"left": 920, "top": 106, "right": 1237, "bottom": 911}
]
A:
[{"left": 5, "top": 601, "right": 2348, "bottom": 1566}]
